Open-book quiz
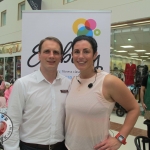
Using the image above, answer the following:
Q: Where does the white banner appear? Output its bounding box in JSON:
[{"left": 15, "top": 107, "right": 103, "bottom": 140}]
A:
[{"left": 22, "top": 10, "right": 111, "bottom": 79}]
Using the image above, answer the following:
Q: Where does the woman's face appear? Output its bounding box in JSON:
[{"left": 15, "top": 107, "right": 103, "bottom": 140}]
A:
[{"left": 72, "top": 40, "right": 97, "bottom": 72}]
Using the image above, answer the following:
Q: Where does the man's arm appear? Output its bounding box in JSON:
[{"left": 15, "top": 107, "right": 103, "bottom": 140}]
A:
[{"left": 3, "top": 80, "right": 25, "bottom": 150}]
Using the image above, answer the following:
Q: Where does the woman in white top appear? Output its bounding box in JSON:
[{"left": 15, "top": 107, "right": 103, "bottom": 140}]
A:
[{"left": 65, "top": 35, "right": 140, "bottom": 150}]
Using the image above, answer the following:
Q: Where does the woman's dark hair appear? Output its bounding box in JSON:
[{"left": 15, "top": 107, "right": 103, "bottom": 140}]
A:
[
  {"left": 71, "top": 35, "right": 98, "bottom": 55},
  {"left": 38, "top": 37, "right": 63, "bottom": 55}
]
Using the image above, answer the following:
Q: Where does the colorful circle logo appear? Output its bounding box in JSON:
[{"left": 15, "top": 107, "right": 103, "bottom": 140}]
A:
[
  {"left": 72, "top": 18, "right": 101, "bottom": 37},
  {"left": 0, "top": 113, "right": 13, "bottom": 143}
]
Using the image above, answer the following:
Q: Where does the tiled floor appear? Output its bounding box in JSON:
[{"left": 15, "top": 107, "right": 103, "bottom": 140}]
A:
[{"left": 110, "top": 111, "right": 148, "bottom": 150}]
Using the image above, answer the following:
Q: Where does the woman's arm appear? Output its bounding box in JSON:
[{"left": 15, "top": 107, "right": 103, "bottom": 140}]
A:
[{"left": 94, "top": 75, "right": 140, "bottom": 150}]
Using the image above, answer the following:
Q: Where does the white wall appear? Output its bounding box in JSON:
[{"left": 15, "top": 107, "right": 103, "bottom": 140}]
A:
[
  {"left": 0, "top": 0, "right": 150, "bottom": 44},
  {"left": 0, "top": 0, "right": 32, "bottom": 45},
  {"left": 50, "top": 0, "right": 150, "bottom": 23}
]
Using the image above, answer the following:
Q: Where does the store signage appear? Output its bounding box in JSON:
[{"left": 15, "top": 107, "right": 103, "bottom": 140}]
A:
[
  {"left": 27, "top": 0, "right": 42, "bottom": 10},
  {"left": 0, "top": 44, "right": 21, "bottom": 55},
  {"left": 22, "top": 11, "right": 111, "bottom": 78}
]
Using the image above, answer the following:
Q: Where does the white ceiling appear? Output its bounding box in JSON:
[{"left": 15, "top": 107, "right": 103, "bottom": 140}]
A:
[{"left": 111, "top": 24, "right": 150, "bottom": 61}]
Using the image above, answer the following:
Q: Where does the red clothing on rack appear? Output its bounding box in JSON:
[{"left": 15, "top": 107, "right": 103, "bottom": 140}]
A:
[{"left": 124, "top": 63, "right": 136, "bottom": 86}]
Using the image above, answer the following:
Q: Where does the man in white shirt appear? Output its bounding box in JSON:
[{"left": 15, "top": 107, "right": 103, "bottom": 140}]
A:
[{"left": 3, "top": 37, "right": 70, "bottom": 150}]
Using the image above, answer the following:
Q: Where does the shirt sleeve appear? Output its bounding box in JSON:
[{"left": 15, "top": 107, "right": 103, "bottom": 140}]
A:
[
  {"left": 3, "top": 80, "right": 25, "bottom": 150},
  {"left": 141, "top": 76, "right": 148, "bottom": 87}
]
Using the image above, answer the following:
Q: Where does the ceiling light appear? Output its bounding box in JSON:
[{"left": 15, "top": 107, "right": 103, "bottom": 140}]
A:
[
  {"left": 110, "top": 47, "right": 113, "bottom": 49},
  {"left": 120, "top": 45, "right": 134, "bottom": 48},
  {"left": 115, "top": 55, "right": 122, "bottom": 57},
  {"left": 140, "top": 56, "right": 149, "bottom": 57},
  {"left": 114, "top": 50, "right": 117, "bottom": 51},
  {"left": 128, "top": 38, "right": 131, "bottom": 41},
  {"left": 134, "top": 50, "right": 146, "bottom": 52},
  {"left": 125, "top": 57, "right": 130, "bottom": 59},
  {"left": 147, "top": 58, "right": 150, "bottom": 59},
  {"left": 145, "top": 53, "right": 150, "bottom": 54},
  {"left": 131, "top": 56, "right": 139, "bottom": 57},
  {"left": 111, "top": 24, "right": 128, "bottom": 27},
  {"left": 128, "top": 53, "right": 138, "bottom": 55},
  {"left": 133, "top": 20, "right": 150, "bottom": 24},
  {"left": 116, "top": 50, "right": 127, "bottom": 52}
]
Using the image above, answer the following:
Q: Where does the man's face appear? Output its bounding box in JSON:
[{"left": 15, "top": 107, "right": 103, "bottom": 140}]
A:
[{"left": 39, "top": 40, "right": 62, "bottom": 72}]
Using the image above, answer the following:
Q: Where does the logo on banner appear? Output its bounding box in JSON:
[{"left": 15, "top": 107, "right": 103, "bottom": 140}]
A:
[
  {"left": 0, "top": 113, "right": 13, "bottom": 143},
  {"left": 27, "top": 18, "right": 103, "bottom": 70},
  {"left": 72, "top": 18, "right": 101, "bottom": 37}
]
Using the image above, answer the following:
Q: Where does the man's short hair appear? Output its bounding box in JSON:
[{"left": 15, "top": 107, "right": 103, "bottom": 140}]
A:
[{"left": 38, "top": 37, "right": 63, "bottom": 55}]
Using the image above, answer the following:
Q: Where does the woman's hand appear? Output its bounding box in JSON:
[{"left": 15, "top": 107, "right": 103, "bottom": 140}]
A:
[{"left": 94, "top": 136, "right": 122, "bottom": 150}]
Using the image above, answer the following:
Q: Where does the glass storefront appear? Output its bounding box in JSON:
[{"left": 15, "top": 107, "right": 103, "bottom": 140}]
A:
[
  {"left": 0, "top": 42, "right": 21, "bottom": 82},
  {"left": 0, "top": 58, "right": 4, "bottom": 76},
  {"left": 0, "top": 56, "right": 21, "bottom": 82},
  {"left": 110, "top": 23, "right": 150, "bottom": 101},
  {"left": 110, "top": 24, "right": 150, "bottom": 71},
  {"left": 5, "top": 57, "right": 14, "bottom": 82}
]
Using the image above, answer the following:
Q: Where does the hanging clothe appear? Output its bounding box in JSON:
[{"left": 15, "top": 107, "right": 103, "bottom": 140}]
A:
[
  {"left": 135, "top": 65, "right": 148, "bottom": 87},
  {"left": 124, "top": 63, "right": 136, "bottom": 86},
  {"left": 118, "top": 72, "right": 125, "bottom": 82}
]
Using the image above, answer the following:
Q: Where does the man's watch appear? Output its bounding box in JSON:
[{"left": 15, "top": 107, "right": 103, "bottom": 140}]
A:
[{"left": 115, "top": 133, "right": 127, "bottom": 145}]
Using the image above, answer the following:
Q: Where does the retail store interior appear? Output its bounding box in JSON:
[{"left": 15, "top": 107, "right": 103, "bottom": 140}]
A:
[
  {"left": 110, "top": 22, "right": 150, "bottom": 102},
  {"left": 109, "top": 21, "right": 150, "bottom": 149}
]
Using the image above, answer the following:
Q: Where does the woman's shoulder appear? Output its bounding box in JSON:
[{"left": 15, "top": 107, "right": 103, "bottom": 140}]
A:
[
  {"left": 97, "top": 70, "right": 113, "bottom": 80},
  {"left": 97, "top": 70, "right": 109, "bottom": 76},
  {"left": 101, "top": 71, "right": 122, "bottom": 87}
]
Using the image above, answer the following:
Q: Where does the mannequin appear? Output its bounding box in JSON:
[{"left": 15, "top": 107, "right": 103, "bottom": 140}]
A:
[
  {"left": 129, "top": 61, "right": 133, "bottom": 65},
  {"left": 124, "top": 61, "right": 136, "bottom": 86},
  {"left": 141, "top": 60, "right": 145, "bottom": 66},
  {"left": 135, "top": 61, "right": 148, "bottom": 102},
  {"left": 135, "top": 62, "right": 148, "bottom": 87},
  {"left": 118, "top": 69, "right": 125, "bottom": 82}
]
